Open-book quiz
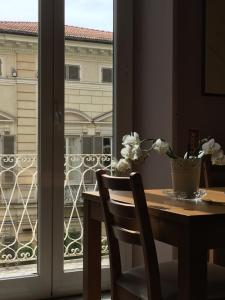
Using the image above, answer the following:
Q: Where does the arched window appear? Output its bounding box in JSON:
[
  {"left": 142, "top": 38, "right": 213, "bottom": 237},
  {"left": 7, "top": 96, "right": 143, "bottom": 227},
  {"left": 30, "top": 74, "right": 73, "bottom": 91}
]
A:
[{"left": 0, "top": 59, "right": 2, "bottom": 76}]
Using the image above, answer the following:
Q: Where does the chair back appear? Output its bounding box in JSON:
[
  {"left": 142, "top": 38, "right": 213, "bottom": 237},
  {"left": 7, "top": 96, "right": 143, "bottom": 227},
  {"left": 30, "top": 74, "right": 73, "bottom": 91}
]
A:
[
  {"left": 96, "top": 169, "right": 162, "bottom": 300},
  {"left": 202, "top": 155, "right": 225, "bottom": 187}
]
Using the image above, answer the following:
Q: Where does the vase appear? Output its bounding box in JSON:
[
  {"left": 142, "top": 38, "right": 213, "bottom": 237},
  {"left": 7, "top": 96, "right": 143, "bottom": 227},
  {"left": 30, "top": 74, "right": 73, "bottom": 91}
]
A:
[{"left": 171, "top": 158, "right": 202, "bottom": 198}]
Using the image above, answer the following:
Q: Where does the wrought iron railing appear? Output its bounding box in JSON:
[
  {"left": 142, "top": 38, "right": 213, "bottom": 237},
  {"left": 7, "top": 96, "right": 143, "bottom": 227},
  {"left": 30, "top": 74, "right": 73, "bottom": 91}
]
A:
[{"left": 0, "top": 154, "right": 112, "bottom": 265}]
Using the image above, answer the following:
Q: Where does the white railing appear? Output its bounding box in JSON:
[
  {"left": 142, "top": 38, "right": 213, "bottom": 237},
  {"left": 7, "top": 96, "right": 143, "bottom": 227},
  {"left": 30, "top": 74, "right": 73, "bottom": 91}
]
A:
[{"left": 0, "top": 154, "right": 112, "bottom": 265}]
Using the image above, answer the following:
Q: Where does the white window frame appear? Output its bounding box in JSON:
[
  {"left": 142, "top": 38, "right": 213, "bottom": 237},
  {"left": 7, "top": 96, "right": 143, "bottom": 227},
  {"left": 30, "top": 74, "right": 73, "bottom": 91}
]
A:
[
  {"left": 0, "top": 0, "right": 134, "bottom": 298},
  {"left": 0, "top": 0, "right": 55, "bottom": 299}
]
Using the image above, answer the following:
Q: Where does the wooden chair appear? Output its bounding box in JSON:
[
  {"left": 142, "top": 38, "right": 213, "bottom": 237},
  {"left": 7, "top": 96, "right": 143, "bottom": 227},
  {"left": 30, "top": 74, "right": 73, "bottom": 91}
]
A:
[
  {"left": 96, "top": 169, "right": 225, "bottom": 300},
  {"left": 202, "top": 156, "right": 225, "bottom": 267},
  {"left": 202, "top": 155, "right": 225, "bottom": 188}
]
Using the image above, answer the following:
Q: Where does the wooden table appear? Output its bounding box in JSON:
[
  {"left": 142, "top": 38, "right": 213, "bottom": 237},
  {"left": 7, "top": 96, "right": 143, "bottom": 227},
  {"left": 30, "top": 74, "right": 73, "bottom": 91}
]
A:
[{"left": 83, "top": 188, "right": 225, "bottom": 300}]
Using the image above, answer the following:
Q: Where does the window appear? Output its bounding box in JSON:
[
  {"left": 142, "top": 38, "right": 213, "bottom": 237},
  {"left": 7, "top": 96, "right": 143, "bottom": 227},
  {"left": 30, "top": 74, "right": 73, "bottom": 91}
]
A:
[
  {"left": 0, "top": 135, "right": 15, "bottom": 185},
  {"left": 0, "top": 59, "right": 2, "bottom": 76},
  {"left": 65, "top": 135, "right": 81, "bottom": 155},
  {"left": 101, "top": 67, "right": 112, "bottom": 83},
  {"left": 82, "top": 135, "right": 112, "bottom": 154},
  {"left": 65, "top": 64, "right": 80, "bottom": 81},
  {"left": 103, "top": 137, "right": 112, "bottom": 154},
  {"left": 64, "top": 135, "right": 112, "bottom": 185},
  {"left": 0, "top": 134, "right": 15, "bottom": 155}
]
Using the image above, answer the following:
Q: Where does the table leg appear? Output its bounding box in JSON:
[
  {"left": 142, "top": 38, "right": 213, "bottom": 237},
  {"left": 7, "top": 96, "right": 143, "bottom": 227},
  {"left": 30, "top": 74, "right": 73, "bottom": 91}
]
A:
[
  {"left": 83, "top": 200, "right": 102, "bottom": 300},
  {"left": 178, "top": 243, "right": 208, "bottom": 300}
]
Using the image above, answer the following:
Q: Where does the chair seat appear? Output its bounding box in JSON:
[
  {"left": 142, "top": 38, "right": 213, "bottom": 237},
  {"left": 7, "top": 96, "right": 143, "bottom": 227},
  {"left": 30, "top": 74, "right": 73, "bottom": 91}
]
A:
[{"left": 116, "top": 261, "right": 225, "bottom": 300}]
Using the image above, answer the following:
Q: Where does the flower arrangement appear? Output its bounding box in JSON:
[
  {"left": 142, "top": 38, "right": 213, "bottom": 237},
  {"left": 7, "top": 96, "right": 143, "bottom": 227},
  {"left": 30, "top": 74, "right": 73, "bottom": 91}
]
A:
[{"left": 113, "top": 132, "right": 225, "bottom": 174}]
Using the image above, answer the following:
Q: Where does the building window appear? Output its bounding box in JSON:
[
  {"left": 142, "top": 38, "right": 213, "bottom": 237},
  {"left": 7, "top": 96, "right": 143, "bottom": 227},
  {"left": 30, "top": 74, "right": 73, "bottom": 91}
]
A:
[
  {"left": 0, "top": 135, "right": 15, "bottom": 186},
  {"left": 65, "top": 64, "right": 80, "bottom": 81},
  {"left": 64, "top": 135, "right": 112, "bottom": 183},
  {"left": 65, "top": 135, "right": 81, "bottom": 155},
  {"left": 101, "top": 67, "right": 112, "bottom": 83},
  {"left": 103, "top": 137, "right": 112, "bottom": 154},
  {"left": 82, "top": 135, "right": 112, "bottom": 155},
  {"left": 0, "top": 59, "right": 2, "bottom": 76}
]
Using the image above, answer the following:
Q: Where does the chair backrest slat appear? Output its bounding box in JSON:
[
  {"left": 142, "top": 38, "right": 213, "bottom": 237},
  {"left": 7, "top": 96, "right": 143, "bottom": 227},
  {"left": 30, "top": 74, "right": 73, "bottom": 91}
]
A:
[
  {"left": 96, "top": 169, "right": 163, "bottom": 300},
  {"left": 108, "top": 199, "right": 136, "bottom": 219},
  {"left": 113, "top": 226, "right": 141, "bottom": 245},
  {"left": 102, "top": 174, "right": 131, "bottom": 190}
]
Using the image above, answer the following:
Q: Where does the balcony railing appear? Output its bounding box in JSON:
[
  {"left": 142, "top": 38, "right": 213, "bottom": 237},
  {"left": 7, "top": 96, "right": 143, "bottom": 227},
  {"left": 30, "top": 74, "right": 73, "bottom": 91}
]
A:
[{"left": 0, "top": 154, "right": 112, "bottom": 265}]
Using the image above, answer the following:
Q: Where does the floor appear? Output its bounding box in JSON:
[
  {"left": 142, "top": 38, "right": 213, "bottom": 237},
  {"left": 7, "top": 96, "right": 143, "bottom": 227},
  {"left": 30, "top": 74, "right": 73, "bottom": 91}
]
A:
[
  {"left": 56, "top": 292, "right": 111, "bottom": 300},
  {"left": 0, "top": 256, "right": 109, "bottom": 279}
]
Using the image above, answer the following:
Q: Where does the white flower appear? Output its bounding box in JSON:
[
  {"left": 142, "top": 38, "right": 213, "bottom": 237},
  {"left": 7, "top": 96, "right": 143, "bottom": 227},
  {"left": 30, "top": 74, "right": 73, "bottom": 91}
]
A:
[
  {"left": 131, "top": 144, "right": 142, "bottom": 160},
  {"left": 121, "top": 139, "right": 142, "bottom": 161},
  {"left": 211, "top": 149, "right": 225, "bottom": 165},
  {"left": 111, "top": 158, "right": 118, "bottom": 170},
  {"left": 121, "top": 144, "right": 142, "bottom": 161},
  {"left": 202, "top": 138, "right": 221, "bottom": 155},
  {"left": 116, "top": 158, "right": 131, "bottom": 173},
  {"left": 152, "top": 139, "right": 170, "bottom": 155},
  {"left": 122, "top": 132, "right": 140, "bottom": 146},
  {"left": 121, "top": 145, "right": 132, "bottom": 159}
]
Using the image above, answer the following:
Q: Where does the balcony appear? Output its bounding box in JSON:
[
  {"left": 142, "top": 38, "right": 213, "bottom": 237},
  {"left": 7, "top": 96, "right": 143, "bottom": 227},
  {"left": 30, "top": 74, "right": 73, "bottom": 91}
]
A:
[{"left": 0, "top": 154, "right": 111, "bottom": 276}]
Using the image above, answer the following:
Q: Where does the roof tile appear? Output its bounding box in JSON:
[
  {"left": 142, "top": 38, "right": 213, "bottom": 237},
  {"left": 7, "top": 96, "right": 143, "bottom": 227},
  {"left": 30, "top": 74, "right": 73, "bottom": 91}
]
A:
[{"left": 0, "top": 21, "right": 112, "bottom": 43}]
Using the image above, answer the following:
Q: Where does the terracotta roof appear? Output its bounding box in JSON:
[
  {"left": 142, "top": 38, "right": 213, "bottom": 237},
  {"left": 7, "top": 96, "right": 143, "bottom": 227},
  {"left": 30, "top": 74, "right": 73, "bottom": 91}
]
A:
[{"left": 0, "top": 21, "right": 112, "bottom": 43}]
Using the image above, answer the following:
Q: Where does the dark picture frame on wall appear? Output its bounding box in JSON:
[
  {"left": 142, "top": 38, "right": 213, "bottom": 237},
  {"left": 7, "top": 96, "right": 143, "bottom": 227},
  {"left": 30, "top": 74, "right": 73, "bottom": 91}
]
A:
[{"left": 204, "top": 0, "right": 225, "bottom": 96}]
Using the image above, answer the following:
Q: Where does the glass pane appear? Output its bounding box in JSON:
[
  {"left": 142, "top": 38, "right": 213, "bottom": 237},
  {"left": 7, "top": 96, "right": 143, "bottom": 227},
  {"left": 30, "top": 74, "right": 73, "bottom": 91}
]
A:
[
  {"left": 0, "top": 0, "right": 38, "bottom": 278},
  {"left": 64, "top": 0, "right": 113, "bottom": 271}
]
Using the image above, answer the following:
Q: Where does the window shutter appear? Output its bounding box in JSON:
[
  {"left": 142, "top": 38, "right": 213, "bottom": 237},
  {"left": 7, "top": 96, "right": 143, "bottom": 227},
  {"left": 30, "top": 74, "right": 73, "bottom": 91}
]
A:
[
  {"left": 69, "top": 65, "right": 80, "bottom": 80},
  {"left": 82, "top": 136, "right": 94, "bottom": 184},
  {"left": 2, "top": 135, "right": 15, "bottom": 185},
  {"left": 3, "top": 135, "right": 15, "bottom": 154},
  {"left": 102, "top": 68, "right": 112, "bottom": 83},
  {"left": 94, "top": 137, "right": 102, "bottom": 154},
  {"left": 82, "top": 136, "right": 93, "bottom": 154}
]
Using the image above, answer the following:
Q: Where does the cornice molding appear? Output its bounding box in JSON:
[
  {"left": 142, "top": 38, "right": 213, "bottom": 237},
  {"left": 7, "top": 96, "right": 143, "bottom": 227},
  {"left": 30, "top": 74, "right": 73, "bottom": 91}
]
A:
[{"left": 0, "top": 37, "right": 112, "bottom": 57}]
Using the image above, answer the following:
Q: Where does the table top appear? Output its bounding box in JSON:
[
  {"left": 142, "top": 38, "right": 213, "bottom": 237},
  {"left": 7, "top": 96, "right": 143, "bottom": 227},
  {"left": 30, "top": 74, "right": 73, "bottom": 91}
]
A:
[{"left": 83, "top": 187, "right": 225, "bottom": 222}]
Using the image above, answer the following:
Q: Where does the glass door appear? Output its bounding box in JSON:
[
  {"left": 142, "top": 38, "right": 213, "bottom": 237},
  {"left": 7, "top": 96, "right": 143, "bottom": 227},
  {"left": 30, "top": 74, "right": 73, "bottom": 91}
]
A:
[
  {"left": 52, "top": 0, "right": 113, "bottom": 296},
  {"left": 0, "top": 0, "right": 114, "bottom": 298},
  {"left": 0, "top": 0, "right": 53, "bottom": 299}
]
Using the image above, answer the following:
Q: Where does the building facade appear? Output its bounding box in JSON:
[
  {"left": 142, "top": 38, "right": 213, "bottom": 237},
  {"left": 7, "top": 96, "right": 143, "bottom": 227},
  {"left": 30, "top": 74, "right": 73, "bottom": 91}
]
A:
[
  {"left": 0, "top": 21, "right": 113, "bottom": 157},
  {"left": 0, "top": 22, "right": 113, "bottom": 266}
]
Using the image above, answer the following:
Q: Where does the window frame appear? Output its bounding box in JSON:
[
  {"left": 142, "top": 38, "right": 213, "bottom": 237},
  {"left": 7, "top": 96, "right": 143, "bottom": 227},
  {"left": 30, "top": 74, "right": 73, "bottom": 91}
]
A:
[
  {"left": 64, "top": 64, "right": 81, "bottom": 81},
  {"left": 101, "top": 66, "right": 113, "bottom": 83},
  {"left": 0, "top": 0, "right": 134, "bottom": 297},
  {"left": 0, "top": 0, "right": 136, "bottom": 298},
  {"left": 113, "top": 0, "right": 134, "bottom": 158}
]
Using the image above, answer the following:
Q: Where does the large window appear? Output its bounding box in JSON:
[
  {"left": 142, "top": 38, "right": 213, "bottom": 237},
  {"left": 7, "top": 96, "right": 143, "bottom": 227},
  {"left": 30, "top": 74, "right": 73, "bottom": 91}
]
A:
[{"left": 0, "top": 0, "right": 118, "bottom": 297}]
